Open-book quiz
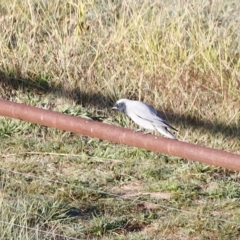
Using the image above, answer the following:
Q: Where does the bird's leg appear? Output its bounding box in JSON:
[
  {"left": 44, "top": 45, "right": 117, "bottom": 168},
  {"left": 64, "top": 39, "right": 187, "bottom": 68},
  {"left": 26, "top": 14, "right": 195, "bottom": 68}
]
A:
[
  {"left": 143, "top": 130, "right": 151, "bottom": 135},
  {"left": 133, "top": 128, "right": 142, "bottom": 134}
]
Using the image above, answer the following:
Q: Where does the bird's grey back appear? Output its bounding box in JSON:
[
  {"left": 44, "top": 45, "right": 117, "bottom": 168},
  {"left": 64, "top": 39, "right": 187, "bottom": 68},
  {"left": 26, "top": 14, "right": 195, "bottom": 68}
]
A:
[{"left": 127, "top": 101, "right": 176, "bottom": 130}]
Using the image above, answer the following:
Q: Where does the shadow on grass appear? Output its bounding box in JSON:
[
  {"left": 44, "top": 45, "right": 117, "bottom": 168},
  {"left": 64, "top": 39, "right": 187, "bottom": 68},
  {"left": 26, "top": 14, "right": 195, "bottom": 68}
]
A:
[
  {"left": 0, "top": 71, "right": 239, "bottom": 139},
  {"left": 161, "top": 110, "right": 240, "bottom": 139},
  {"left": 0, "top": 71, "right": 112, "bottom": 108}
]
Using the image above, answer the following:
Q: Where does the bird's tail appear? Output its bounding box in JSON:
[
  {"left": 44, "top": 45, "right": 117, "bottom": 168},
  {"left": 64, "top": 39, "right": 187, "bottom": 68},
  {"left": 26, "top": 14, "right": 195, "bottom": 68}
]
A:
[{"left": 156, "top": 127, "right": 177, "bottom": 140}]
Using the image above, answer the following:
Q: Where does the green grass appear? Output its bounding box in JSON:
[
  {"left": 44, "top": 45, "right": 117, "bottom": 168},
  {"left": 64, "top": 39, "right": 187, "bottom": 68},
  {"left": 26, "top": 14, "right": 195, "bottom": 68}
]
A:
[{"left": 0, "top": 0, "right": 240, "bottom": 239}]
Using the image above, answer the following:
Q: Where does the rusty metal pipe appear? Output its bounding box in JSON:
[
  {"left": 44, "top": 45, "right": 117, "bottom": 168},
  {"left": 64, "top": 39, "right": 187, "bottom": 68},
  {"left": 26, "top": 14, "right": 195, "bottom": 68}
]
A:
[{"left": 0, "top": 98, "right": 240, "bottom": 170}]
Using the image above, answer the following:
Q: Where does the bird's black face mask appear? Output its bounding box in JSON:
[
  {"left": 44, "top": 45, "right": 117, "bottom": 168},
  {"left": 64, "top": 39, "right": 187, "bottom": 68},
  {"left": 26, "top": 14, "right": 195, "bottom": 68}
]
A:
[{"left": 112, "top": 102, "right": 126, "bottom": 114}]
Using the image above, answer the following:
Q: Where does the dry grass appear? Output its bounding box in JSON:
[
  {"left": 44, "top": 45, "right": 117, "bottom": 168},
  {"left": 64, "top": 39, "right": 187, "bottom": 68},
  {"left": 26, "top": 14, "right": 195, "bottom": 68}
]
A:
[{"left": 0, "top": 0, "right": 240, "bottom": 239}]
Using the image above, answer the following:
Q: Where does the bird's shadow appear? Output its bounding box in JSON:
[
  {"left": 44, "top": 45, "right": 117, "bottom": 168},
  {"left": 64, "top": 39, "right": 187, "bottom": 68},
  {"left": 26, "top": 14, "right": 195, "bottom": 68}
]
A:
[
  {"left": 0, "top": 70, "right": 239, "bottom": 140},
  {"left": 157, "top": 109, "right": 240, "bottom": 139}
]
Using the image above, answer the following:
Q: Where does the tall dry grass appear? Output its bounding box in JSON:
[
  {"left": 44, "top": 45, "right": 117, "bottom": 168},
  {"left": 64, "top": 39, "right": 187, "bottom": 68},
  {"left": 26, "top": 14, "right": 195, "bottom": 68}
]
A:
[{"left": 0, "top": 0, "right": 240, "bottom": 239}]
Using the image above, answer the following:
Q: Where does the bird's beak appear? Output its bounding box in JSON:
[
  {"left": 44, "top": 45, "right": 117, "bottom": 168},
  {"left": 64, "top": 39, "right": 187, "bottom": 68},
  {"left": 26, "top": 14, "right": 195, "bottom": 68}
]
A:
[{"left": 111, "top": 104, "right": 118, "bottom": 110}]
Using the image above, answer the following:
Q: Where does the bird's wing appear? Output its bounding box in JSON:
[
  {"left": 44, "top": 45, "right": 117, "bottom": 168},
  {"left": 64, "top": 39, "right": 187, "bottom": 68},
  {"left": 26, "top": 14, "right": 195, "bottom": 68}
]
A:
[
  {"left": 129, "top": 102, "right": 177, "bottom": 131},
  {"left": 152, "top": 109, "right": 177, "bottom": 131}
]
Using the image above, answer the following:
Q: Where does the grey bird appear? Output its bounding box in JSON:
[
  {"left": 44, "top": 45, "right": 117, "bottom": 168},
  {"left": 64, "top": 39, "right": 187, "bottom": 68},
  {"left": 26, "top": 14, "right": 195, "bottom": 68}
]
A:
[{"left": 112, "top": 99, "right": 177, "bottom": 139}]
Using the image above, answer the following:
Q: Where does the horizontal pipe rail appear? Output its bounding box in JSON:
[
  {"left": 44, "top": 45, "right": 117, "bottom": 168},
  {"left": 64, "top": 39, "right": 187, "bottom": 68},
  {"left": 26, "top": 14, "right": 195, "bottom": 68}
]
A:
[{"left": 0, "top": 98, "right": 240, "bottom": 170}]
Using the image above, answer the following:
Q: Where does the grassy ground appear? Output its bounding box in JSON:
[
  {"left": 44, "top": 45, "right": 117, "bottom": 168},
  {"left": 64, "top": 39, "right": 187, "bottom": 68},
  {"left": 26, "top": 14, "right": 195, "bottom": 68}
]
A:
[{"left": 0, "top": 0, "right": 240, "bottom": 239}]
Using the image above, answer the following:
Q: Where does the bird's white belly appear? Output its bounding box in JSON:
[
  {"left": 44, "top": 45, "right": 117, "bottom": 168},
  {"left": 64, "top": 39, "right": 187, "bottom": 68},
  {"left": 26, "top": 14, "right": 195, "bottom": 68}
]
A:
[{"left": 128, "top": 113, "right": 155, "bottom": 130}]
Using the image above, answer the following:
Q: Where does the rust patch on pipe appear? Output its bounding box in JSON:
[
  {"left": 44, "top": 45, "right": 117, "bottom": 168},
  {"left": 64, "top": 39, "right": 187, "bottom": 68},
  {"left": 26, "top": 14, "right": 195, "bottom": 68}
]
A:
[{"left": 0, "top": 98, "right": 240, "bottom": 170}]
